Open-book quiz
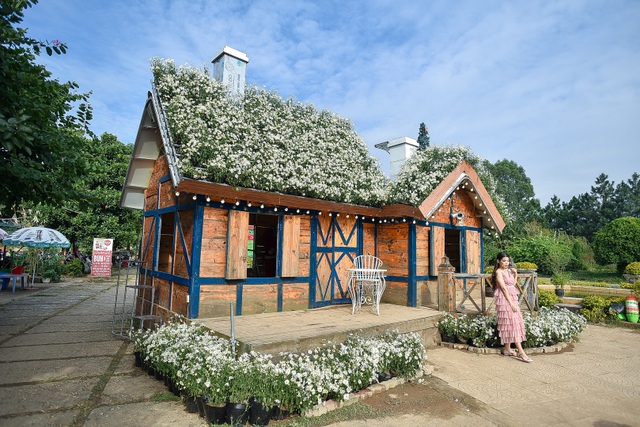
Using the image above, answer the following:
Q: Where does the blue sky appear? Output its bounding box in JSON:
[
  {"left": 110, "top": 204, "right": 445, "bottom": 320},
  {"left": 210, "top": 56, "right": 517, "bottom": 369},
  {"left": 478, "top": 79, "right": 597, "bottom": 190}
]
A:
[{"left": 21, "top": 0, "right": 640, "bottom": 204}]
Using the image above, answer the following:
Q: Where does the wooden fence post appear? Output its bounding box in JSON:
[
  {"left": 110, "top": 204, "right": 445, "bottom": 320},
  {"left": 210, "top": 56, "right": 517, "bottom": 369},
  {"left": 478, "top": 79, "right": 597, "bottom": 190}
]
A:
[{"left": 438, "top": 256, "right": 456, "bottom": 312}]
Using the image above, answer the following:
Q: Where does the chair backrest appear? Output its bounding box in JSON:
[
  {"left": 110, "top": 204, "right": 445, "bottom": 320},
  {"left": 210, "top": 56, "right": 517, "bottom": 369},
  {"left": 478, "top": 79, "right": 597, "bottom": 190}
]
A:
[{"left": 353, "top": 254, "right": 383, "bottom": 270}]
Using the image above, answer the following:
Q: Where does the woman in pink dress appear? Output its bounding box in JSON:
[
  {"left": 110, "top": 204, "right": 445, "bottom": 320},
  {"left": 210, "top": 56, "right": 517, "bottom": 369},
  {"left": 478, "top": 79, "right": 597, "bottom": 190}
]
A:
[{"left": 491, "top": 252, "right": 532, "bottom": 363}]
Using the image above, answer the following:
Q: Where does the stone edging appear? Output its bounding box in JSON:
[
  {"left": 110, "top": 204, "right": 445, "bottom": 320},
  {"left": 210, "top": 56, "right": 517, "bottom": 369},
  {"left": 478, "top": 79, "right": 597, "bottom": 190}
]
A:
[
  {"left": 303, "top": 365, "right": 433, "bottom": 418},
  {"left": 439, "top": 341, "right": 569, "bottom": 354}
]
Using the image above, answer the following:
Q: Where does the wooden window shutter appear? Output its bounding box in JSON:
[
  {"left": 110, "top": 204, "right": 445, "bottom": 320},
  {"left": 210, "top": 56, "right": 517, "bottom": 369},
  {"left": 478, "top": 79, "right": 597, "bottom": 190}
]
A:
[
  {"left": 225, "top": 210, "right": 249, "bottom": 279},
  {"left": 280, "top": 215, "right": 300, "bottom": 277}
]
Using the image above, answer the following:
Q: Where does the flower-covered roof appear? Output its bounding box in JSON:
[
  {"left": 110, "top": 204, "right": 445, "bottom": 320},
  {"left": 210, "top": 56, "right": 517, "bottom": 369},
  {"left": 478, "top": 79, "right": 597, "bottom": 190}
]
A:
[
  {"left": 150, "top": 59, "right": 389, "bottom": 207},
  {"left": 120, "top": 59, "right": 505, "bottom": 231}
]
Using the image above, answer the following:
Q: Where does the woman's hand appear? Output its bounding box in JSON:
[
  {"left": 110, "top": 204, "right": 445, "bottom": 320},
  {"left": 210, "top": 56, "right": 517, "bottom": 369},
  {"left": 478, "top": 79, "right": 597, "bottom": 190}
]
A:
[{"left": 510, "top": 302, "right": 517, "bottom": 312}]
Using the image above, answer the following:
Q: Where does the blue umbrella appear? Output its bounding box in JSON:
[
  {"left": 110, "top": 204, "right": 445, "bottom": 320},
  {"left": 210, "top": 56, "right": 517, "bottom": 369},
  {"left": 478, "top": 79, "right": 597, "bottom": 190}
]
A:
[
  {"left": 4, "top": 227, "right": 70, "bottom": 286},
  {"left": 4, "top": 227, "right": 70, "bottom": 248}
]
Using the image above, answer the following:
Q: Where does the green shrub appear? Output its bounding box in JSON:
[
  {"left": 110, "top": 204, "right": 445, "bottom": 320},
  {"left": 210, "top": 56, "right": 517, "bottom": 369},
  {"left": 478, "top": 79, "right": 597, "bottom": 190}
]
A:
[
  {"left": 580, "top": 295, "right": 609, "bottom": 323},
  {"left": 63, "top": 258, "right": 84, "bottom": 277},
  {"left": 516, "top": 261, "right": 538, "bottom": 270},
  {"left": 551, "top": 273, "right": 570, "bottom": 288},
  {"left": 484, "top": 266, "right": 494, "bottom": 274},
  {"left": 624, "top": 262, "right": 640, "bottom": 275},
  {"left": 509, "top": 235, "right": 574, "bottom": 275},
  {"left": 593, "top": 217, "right": 640, "bottom": 272},
  {"left": 538, "top": 290, "right": 561, "bottom": 307}
]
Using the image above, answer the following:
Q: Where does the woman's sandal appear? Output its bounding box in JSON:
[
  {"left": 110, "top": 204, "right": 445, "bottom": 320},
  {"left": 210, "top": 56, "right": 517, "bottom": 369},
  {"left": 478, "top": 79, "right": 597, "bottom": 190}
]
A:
[
  {"left": 516, "top": 352, "right": 533, "bottom": 363},
  {"left": 502, "top": 349, "right": 516, "bottom": 357}
]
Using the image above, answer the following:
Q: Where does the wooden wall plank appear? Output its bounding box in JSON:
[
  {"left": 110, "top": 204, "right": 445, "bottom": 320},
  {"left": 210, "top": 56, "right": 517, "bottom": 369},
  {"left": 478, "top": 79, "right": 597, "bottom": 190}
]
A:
[
  {"left": 225, "top": 210, "right": 249, "bottom": 279},
  {"left": 281, "top": 215, "right": 301, "bottom": 277}
]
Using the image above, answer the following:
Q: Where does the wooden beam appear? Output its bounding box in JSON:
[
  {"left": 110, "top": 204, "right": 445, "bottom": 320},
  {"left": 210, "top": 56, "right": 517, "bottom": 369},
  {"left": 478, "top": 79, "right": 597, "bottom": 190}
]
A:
[{"left": 176, "top": 179, "right": 425, "bottom": 220}]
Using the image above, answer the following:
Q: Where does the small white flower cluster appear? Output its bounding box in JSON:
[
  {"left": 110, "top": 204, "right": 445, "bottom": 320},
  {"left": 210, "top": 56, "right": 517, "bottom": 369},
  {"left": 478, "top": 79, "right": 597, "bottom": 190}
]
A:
[
  {"left": 523, "top": 306, "right": 588, "bottom": 347},
  {"left": 134, "top": 319, "right": 425, "bottom": 413},
  {"left": 151, "top": 59, "right": 389, "bottom": 206},
  {"left": 437, "top": 307, "right": 587, "bottom": 348},
  {"left": 389, "top": 144, "right": 502, "bottom": 208}
]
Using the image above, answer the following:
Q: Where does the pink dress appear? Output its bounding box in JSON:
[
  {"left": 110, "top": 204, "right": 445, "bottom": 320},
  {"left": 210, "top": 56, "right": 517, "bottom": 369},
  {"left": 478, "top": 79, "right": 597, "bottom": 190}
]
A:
[{"left": 494, "top": 269, "right": 526, "bottom": 344}]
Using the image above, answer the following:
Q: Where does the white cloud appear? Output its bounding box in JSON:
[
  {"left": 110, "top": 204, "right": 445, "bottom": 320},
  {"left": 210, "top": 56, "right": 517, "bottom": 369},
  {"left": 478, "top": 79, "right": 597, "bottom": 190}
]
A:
[{"left": 20, "top": 0, "right": 640, "bottom": 203}]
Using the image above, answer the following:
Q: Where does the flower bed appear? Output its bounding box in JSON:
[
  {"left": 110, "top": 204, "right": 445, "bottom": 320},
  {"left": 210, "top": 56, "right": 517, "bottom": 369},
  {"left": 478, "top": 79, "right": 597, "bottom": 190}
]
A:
[
  {"left": 438, "top": 307, "right": 587, "bottom": 349},
  {"left": 133, "top": 317, "right": 426, "bottom": 417}
]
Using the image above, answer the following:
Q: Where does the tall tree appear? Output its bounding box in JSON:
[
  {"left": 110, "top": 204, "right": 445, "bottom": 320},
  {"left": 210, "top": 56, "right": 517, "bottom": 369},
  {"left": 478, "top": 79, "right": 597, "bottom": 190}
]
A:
[
  {"left": 484, "top": 159, "right": 541, "bottom": 232},
  {"left": 34, "top": 133, "right": 142, "bottom": 252},
  {"left": 416, "top": 122, "right": 430, "bottom": 151},
  {"left": 613, "top": 173, "right": 640, "bottom": 218},
  {"left": 1, "top": 0, "right": 92, "bottom": 210}
]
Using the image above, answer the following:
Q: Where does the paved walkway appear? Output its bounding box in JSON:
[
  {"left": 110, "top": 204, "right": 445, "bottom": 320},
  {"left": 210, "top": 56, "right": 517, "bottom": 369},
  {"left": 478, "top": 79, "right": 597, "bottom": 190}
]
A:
[
  {"left": 0, "top": 279, "right": 206, "bottom": 427},
  {"left": 1, "top": 278, "right": 639, "bottom": 426},
  {"left": 427, "top": 325, "right": 640, "bottom": 426}
]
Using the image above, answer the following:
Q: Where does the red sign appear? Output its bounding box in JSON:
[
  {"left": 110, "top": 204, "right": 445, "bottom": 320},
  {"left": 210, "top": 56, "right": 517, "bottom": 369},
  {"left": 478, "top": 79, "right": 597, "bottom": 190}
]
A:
[{"left": 91, "top": 238, "right": 114, "bottom": 277}]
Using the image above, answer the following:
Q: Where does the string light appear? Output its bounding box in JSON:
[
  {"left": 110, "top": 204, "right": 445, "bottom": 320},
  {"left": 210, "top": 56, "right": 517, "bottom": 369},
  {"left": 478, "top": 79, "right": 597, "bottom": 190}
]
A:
[
  {"left": 260, "top": 203, "right": 264, "bottom": 209},
  {"left": 274, "top": 207, "right": 278, "bottom": 211},
  {"left": 306, "top": 210, "right": 310, "bottom": 214},
  {"left": 247, "top": 202, "right": 252, "bottom": 207},
  {"left": 284, "top": 207, "right": 288, "bottom": 211},
  {"left": 402, "top": 218, "right": 406, "bottom": 222},
  {"left": 296, "top": 209, "right": 300, "bottom": 213},
  {"left": 329, "top": 213, "right": 332, "bottom": 217},
  {"left": 346, "top": 214, "right": 349, "bottom": 218},
  {"left": 221, "top": 198, "right": 225, "bottom": 204},
  {"left": 206, "top": 196, "right": 211, "bottom": 202},
  {"left": 235, "top": 200, "right": 240, "bottom": 206},
  {"left": 175, "top": 191, "right": 180, "bottom": 196},
  {"left": 192, "top": 195, "right": 197, "bottom": 200}
]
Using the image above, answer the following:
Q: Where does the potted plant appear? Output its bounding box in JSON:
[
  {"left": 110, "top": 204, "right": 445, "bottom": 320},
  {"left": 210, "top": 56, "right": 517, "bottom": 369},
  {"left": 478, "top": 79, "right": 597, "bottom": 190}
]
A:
[
  {"left": 516, "top": 261, "right": 538, "bottom": 273},
  {"left": 10, "top": 252, "right": 27, "bottom": 275},
  {"left": 438, "top": 313, "right": 457, "bottom": 343},
  {"left": 551, "top": 273, "right": 569, "bottom": 297},
  {"left": 623, "top": 262, "right": 640, "bottom": 284},
  {"left": 226, "top": 359, "right": 253, "bottom": 427}
]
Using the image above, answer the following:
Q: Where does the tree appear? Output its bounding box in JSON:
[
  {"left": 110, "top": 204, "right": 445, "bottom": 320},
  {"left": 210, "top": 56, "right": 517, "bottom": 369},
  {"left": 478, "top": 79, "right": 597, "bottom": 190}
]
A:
[
  {"left": 416, "top": 122, "right": 430, "bottom": 151},
  {"left": 485, "top": 159, "right": 541, "bottom": 224},
  {"left": 592, "top": 217, "right": 640, "bottom": 271},
  {"left": 1, "top": 0, "right": 92, "bottom": 210},
  {"left": 33, "top": 133, "right": 142, "bottom": 252},
  {"left": 613, "top": 173, "right": 640, "bottom": 218}
]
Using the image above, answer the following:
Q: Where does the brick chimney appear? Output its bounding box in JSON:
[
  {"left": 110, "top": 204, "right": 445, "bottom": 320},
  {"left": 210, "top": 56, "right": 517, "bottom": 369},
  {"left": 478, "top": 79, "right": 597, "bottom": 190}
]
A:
[{"left": 212, "top": 46, "right": 249, "bottom": 97}]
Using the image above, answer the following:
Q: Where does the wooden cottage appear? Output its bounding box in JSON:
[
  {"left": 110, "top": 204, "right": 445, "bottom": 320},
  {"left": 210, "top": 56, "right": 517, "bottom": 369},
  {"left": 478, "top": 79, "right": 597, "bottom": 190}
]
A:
[{"left": 120, "top": 55, "right": 505, "bottom": 321}]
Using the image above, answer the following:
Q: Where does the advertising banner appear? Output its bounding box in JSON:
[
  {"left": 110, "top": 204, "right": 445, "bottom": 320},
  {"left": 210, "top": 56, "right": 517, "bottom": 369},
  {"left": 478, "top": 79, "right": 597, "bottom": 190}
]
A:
[{"left": 91, "top": 238, "right": 114, "bottom": 277}]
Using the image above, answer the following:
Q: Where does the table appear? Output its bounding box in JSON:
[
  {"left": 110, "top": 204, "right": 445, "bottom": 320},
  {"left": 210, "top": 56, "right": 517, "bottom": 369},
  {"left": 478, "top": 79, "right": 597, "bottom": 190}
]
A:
[
  {"left": 347, "top": 268, "right": 386, "bottom": 315},
  {"left": 0, "top": 273, "right": 28, "bottom": 293}
]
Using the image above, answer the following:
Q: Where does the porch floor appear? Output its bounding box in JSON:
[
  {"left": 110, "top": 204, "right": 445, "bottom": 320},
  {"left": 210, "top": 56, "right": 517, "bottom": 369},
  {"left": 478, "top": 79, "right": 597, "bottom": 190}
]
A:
[{"left": 195, "top": 303, "right": 442, "bottom": 355}]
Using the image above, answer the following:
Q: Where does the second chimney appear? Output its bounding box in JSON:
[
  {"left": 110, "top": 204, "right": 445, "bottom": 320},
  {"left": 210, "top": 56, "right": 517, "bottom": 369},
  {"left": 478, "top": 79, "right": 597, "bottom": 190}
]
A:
[{"left": 212, "top": 46, "right": 249, "bottom": 97}]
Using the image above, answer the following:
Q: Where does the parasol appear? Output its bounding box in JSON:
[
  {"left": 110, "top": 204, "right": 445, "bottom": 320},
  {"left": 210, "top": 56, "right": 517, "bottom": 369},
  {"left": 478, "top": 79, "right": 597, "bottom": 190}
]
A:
[
  {"left": 4, "top": 227, "right": 71, "bottom": 285},
  {"left": 4, "top": 227, "right": 71, "bottom": 248}
]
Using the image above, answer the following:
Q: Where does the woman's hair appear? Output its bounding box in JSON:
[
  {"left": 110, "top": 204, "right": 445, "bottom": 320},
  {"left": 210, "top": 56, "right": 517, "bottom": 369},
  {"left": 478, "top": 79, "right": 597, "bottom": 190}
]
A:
[{"left": 490, "top": 251, "right": 510, "bottom": 288}]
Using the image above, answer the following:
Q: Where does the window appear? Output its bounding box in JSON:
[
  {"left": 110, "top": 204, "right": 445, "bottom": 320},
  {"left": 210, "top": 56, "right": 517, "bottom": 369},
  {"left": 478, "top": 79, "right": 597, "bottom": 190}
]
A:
[
  {"left": 226, "top": 210, "right": 300, "bottom": 280},
  {"left": 248, "top": 213, "right": 278, "bottom": 277},
  {"left": 444, "top": 228, "right": 461, "bottom": 273}
]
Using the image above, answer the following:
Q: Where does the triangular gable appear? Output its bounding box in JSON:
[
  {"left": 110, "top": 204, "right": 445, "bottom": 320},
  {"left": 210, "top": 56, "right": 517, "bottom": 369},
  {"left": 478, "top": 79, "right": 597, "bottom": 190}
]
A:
[
  {"left": 120, "top": 91, "right": 181, "bottom": 209},
  {"left": 417, "top": 160, "right": 505, "bottom": 233}
]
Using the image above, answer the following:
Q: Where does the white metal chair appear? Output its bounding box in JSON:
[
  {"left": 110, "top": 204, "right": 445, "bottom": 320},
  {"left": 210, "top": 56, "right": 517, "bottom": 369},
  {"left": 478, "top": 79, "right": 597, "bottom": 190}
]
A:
[{"left": 349, "top": 255, "right": 386, "bottom": 315}]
